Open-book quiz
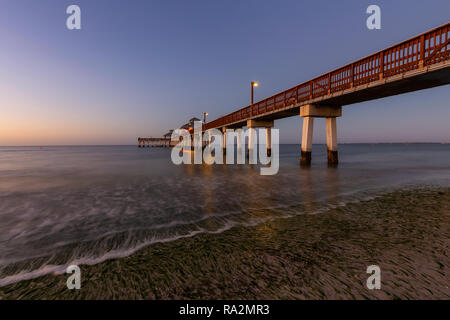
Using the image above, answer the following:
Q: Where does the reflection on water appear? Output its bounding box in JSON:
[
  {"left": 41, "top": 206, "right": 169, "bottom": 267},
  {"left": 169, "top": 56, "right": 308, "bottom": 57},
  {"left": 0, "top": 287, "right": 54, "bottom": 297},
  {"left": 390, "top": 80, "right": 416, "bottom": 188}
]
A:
[{"left": 0, "top": 144, "right": 449, "bottom": 286}]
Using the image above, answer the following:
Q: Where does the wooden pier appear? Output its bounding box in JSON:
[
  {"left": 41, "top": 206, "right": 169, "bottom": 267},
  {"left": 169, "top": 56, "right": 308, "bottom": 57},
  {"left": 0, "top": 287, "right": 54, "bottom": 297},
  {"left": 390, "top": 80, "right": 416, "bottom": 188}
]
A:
[{"left": 204, "top": 22, "right": 450, "bottom": 166}]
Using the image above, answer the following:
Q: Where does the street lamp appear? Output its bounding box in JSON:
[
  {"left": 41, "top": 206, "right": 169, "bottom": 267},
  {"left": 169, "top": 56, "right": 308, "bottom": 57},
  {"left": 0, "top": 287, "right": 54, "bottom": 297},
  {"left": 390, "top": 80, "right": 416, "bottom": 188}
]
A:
[{"left": 251, "top": 81, "right": 259, "bottom": 105}]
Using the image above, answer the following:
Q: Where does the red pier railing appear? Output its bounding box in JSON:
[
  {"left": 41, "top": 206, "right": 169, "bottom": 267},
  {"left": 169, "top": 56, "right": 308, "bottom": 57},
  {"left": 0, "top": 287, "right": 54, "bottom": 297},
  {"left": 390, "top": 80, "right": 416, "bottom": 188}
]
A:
[{"left": 205, "top": 23, "right": 449, "bottom": 130}]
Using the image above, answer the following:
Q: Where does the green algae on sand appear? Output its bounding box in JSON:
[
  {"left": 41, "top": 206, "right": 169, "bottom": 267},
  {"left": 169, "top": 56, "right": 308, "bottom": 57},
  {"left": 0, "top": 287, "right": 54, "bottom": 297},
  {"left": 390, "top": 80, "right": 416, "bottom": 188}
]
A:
[{"left": 1, "top": 187, "right": 449, "bottom": 300}]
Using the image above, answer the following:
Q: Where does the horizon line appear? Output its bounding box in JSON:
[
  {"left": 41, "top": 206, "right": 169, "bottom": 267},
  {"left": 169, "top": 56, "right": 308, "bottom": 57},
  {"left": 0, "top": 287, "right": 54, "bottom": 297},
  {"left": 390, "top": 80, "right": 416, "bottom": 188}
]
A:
[{"left": 0, "top": 142, "right": 449, "bottom": 147}]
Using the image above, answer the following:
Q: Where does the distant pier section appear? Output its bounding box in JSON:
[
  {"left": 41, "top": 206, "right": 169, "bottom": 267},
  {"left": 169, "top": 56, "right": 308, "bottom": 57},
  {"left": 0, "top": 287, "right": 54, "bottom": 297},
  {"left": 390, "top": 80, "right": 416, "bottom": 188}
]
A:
[
  {"left": 138, "top": 137, "right": 172, "bottom": 148},
  {"left": 138, "top": 118, "right": 201, "bottom": 148},
  {"left": 138, "top": 130, "right": 173, "bottom": 147}
]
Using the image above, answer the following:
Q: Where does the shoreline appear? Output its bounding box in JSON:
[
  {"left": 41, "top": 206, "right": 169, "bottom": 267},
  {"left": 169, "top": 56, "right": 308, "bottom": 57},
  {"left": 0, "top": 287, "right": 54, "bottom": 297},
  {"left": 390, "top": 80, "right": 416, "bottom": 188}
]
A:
[{"left": 0, "top": 186, "right": 449, "bottom": 299}]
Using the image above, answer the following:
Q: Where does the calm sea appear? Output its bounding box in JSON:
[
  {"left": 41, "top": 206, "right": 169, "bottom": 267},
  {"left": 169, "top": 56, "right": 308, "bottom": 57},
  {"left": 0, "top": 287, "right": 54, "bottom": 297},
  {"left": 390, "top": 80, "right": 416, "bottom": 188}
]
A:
[{"left": 0, "top": 144, "right": 449, "bottom": 286}]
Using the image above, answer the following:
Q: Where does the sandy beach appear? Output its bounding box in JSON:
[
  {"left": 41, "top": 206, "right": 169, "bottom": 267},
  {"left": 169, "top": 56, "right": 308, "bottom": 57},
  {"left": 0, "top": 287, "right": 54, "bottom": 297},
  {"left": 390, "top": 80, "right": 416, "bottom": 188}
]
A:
[{"left": 1, "top": 187, "right": 448, "bottom": 300}]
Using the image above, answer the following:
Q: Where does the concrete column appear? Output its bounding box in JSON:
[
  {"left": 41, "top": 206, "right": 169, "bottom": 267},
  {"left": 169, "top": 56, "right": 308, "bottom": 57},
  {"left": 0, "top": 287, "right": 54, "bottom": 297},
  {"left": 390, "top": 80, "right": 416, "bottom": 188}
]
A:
[
  {"left": 326, "top": 117, "right": 338, "bottom": 166},
  {"left": 266, "top": 127, "right": 272, "bottom": 157},
  {"left": 246, "top": 120, "right": 274, "bottom": 160},
  {"left": 300, "top": 104, "right": 342, "bottom": 166},
  {"left": 222, "top": 127, "right": 227, "bottom": 154},
  {"left": 237, "top": 128, "right": 243, "bottom": 156},
  {"left": 248, "top": 127, "right": 256, "bottom": 159},
  {"left": 300, "top": 117, "right": 314, "bottom": 167}
]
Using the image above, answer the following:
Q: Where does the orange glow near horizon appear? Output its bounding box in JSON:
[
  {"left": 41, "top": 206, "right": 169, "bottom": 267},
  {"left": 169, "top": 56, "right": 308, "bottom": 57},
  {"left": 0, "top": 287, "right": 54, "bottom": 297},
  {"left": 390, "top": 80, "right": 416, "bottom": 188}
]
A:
[{"left": 0, "top": 95, "right": 138, "bottom": 146}]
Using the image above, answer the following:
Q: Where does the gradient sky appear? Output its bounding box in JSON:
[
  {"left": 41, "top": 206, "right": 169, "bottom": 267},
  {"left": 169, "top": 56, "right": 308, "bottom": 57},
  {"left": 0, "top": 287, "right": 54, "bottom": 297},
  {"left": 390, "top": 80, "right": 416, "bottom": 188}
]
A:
[{"left": 0, "top": 0, "right": 449, "bottom": 145}]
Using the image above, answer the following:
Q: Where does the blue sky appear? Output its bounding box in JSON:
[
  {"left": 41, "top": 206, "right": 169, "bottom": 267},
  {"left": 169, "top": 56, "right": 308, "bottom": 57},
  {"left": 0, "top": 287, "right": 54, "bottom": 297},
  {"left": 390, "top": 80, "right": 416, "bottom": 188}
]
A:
[{"left": 0, "top": 0, "right": 449, "bottom": 145}]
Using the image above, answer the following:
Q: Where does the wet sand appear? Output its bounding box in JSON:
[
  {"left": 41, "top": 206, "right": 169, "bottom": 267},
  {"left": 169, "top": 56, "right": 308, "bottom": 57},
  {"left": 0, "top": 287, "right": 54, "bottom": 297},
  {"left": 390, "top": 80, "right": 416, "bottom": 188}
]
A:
[{"left": 1, "top": 187, "right": 449, "bottom": 299}]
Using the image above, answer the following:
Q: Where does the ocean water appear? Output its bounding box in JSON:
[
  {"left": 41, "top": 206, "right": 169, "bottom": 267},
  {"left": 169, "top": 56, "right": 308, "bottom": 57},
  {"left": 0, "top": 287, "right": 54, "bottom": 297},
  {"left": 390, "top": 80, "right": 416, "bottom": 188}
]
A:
[{"left": 0, "top": 144, "right": 449, "bottom": 286}]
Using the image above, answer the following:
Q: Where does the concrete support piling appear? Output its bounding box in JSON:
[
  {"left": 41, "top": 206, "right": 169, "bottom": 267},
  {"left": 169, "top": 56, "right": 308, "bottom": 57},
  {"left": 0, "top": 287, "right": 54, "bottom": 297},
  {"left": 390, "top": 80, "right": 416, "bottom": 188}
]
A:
[
  {"left": 246, "top": 120, "right": 274, "bottom": 160},
  {"left": 222, "top": 127, "right": 227, "bottom": 154},
  {"left": 300, "top": 104, "right": 342, "bottom": 167},
  {"left": 326, "top": 117, "right": 338, "bottom": 166},
  {"left": 300, "top": 117, "right": 314, "bottom": 167},
  {"left": 266, "top": 127, "right": 272, "bottom": 157},
  {"left": 247, "top": 125, "right": 256, "bottom": 160},
  {"left": 237, "top": 129, "right": 243, "bottom": 158}
]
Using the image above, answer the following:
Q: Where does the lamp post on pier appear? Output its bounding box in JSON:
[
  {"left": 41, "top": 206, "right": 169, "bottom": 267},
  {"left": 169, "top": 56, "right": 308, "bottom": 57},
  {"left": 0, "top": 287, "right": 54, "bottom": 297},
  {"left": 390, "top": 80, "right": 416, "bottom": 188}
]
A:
[{"left": 251, "top": 81, "right": 259, "bottom": 105}]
